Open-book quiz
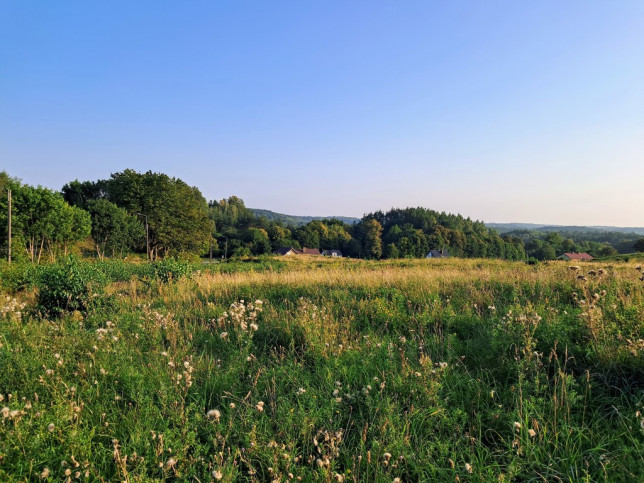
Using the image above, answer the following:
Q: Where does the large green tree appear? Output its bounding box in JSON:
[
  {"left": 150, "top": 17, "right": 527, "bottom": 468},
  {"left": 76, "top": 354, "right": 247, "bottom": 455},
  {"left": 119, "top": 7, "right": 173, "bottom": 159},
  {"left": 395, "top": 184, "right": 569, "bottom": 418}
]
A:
[
  {"left": 1, "top": 175, "right": 90, "bottom": 262},
  {"left": 105, "top": 170, "right": 213, "bottom": 259},
  {"left": 363, "top": 219, "right": 383, "bottom": 260},
  {"left": 87, "top": 199, "right": 144, "bottom": 260}
]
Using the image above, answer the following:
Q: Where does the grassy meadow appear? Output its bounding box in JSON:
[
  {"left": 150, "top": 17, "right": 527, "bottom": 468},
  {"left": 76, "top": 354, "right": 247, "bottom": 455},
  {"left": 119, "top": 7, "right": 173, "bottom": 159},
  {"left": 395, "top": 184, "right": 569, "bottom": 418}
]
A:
[{"left": 1, "top": 256, "right": 643, "bottom": 481}]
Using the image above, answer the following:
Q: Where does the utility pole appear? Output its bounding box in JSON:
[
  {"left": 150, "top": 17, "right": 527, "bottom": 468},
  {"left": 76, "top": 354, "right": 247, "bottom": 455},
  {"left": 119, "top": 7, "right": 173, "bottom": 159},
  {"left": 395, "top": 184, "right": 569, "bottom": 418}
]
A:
[{"left": 7, "top": 189, "right": 11, "bottom": 264}]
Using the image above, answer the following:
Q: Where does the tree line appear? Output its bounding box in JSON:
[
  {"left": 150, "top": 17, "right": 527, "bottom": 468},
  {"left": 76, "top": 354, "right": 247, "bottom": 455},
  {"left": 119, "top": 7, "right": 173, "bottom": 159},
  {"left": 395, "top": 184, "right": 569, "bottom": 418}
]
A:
[
  {"left": 2, "top": 169, "right": 641, "bottom": 263},
  {"left": 507, "top": 229, "right": 643, "bottom": 261}
]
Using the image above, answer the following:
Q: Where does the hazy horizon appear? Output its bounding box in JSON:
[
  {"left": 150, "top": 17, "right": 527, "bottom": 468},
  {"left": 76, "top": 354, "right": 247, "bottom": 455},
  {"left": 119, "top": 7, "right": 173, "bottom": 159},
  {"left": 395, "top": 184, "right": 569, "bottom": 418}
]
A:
[{"left": 2, "top": 1, "right": 643, "bottom": 226}]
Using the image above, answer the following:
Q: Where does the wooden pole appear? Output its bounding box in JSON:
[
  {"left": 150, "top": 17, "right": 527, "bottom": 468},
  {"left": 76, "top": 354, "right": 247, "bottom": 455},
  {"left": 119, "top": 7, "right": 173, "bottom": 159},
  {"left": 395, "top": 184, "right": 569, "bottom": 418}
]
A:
[{"left": 7, "top": 189, "right": 11, "bottom": 264}]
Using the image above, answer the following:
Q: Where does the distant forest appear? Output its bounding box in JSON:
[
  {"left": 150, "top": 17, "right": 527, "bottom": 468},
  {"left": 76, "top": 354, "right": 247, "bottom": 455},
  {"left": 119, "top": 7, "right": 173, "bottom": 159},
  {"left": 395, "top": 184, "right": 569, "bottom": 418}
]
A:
[{"left": 1, "top": 170, "right": 643, "bottom": 262}]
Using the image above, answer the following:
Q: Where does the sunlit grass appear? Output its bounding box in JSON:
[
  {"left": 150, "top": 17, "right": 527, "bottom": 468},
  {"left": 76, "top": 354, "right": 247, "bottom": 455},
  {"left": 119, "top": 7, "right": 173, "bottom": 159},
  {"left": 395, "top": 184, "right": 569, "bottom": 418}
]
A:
[{"left": 1, "top": 257, "right": 643, "bottom": 481}]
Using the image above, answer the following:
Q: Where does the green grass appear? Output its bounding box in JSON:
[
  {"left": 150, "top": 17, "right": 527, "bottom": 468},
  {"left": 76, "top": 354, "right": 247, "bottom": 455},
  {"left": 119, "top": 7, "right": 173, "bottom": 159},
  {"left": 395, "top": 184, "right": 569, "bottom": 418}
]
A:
[{"left": 0, "top": 257, "right": 643, "bottom": 481}]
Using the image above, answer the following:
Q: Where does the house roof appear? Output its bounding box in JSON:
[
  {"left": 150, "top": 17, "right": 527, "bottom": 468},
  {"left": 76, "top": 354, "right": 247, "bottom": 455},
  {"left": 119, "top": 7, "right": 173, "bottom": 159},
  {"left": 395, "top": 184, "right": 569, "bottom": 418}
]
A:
[
  {"left": 563, "top": 252, "right": 594, "bottom": 260},
  {"left": 301, "top": 247, "right": 321, "bottom": 255},
  {"left": 427, "top": 249, "right": 449, "bottom": 258},
  {"left": 275, "top": 247, "right": 297, "bottom": 255}
]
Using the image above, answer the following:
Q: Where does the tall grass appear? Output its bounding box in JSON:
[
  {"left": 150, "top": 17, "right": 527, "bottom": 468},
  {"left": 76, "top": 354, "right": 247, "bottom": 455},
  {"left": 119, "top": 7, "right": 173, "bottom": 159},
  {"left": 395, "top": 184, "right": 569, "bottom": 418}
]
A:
[{"left": 0, "top": 257, "right": 642, "bottom": 481}]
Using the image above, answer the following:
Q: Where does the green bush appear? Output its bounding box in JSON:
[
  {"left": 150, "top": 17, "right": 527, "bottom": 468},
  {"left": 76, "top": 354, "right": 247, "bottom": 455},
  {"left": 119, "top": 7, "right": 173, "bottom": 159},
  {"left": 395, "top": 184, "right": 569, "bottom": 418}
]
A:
[
  {"left": 0, "top": 261, "right": 39, "bottom": 291},
  {"left": 36, "top": 256, "right": 106, "bottom": 317},
  {"left": 151, "top": 258, "right": 195, "bottom": 283}
]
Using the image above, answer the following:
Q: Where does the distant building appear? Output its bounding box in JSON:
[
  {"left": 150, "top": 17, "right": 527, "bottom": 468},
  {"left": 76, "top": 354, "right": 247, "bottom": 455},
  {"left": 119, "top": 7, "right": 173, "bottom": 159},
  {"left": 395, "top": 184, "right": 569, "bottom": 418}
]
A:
[
  {"left": 275, "top": 247, "right": 321, "bottom": 256},
  {"left": 275, "top": 247, "right": 300, "bottom": 256},
  {"left": 558, "top": 252, "right": 594, "bottom": 261},
  {"left": 322, "top": 249, "right": 343, "bottom": 257},
  {"left": 426, "top": 249, "right": 449, "bottom": 259}
]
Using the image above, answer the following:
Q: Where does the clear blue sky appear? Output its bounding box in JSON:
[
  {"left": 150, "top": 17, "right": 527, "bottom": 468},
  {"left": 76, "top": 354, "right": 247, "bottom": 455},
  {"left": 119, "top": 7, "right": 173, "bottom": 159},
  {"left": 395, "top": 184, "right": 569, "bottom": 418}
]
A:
[{"left": 1, "top": 1, "right": 643, "bottom": 226}]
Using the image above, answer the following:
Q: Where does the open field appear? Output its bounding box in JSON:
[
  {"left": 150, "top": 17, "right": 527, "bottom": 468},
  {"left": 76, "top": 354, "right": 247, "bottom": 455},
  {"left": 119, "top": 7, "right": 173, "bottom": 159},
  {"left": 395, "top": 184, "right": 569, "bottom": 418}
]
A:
[{"left": 1, "top": 257, "right": 643, "bottom": 481}]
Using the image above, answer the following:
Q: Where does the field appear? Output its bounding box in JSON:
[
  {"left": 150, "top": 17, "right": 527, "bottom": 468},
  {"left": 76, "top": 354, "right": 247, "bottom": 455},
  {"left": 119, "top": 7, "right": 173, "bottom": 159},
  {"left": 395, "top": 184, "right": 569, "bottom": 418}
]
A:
[{"left": 1, "top": 257, "right": 643, "bottom": 481}]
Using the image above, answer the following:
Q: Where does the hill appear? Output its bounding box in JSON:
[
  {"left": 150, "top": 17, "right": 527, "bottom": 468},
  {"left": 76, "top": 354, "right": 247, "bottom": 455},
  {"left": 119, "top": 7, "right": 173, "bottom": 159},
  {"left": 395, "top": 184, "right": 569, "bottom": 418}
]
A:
[
  {"left": 250, "top": 208, "right": 359, "bottom": 227},
  {"left": 487, "top": 222, "right": 644, "bottom": 236}
]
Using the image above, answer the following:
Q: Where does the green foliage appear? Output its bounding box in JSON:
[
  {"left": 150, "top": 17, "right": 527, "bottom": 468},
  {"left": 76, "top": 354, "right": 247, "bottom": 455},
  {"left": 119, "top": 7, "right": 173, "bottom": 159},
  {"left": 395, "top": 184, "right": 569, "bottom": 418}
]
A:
[
  {"left": 87, "top": 199, "right": 144, "bottom": 259},
  {"left": 0, "top": 178, "right": 91, "bottom": 263},
  {"left": 36, "top": 256, "right": 106, "bottom": 317},
  {"left": 149, "top": 258, "right": 195, "bottom": 283},
  {"left": 634, "top": 238, "right": 644, "bottom": 253},
  {"left": 0, "top": 258, "right": 643, "bottom": 480}
]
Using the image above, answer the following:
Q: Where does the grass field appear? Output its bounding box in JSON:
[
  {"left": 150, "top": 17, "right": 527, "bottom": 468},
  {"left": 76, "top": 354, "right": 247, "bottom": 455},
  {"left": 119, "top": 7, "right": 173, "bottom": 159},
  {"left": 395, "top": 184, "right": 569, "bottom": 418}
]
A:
[{"left": 1, "top": 257, "right": 643, "bottom": 481}]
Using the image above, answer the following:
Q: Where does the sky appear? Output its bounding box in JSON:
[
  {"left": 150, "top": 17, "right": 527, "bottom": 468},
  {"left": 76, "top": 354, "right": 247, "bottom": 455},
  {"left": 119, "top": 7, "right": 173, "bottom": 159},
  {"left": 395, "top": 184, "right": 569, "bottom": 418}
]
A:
[{"left": 1, "top": 1, "right": 643, "bottom": 226}]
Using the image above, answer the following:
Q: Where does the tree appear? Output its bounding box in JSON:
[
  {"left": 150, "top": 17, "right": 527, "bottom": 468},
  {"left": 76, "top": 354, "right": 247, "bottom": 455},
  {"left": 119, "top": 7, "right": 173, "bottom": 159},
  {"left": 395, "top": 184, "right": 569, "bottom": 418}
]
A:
[
  {"left": 246, "top": 228, "right": 272, "bottom": 255},
  {"left": 87, "top": 199, "right": 144, "bottom": 259},
  {"left": 363, "top": 219, "right": 383, "bottom": 260},
  {"left": 634, "top": 238, "right": 644, "bottom": 253},
  {"left": 1, "top": 181, "right": 90, "bottom": 262},
  {"left": 384, "top": 243, "right": 399, "bottom": 259},
  {"left": 105, "top": 170, "right": 213, "bottom": 259}
]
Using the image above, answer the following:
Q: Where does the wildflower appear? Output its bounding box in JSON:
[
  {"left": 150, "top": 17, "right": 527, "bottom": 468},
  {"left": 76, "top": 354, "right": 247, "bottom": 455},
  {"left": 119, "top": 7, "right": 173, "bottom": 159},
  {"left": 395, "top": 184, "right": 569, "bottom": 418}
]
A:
[
  {"left": 213, "top": 469, "right": 223, "bottom": 480},
  {"left": 383, "top": 452, "right": 392, "bottom": 460},
  {"left": 165, "top": 457, "right": 177, "bottom": 469},
  {"left": 528, "top": 429, "right": 536, "bottom": 437},
  {"left": 296, "top": 388, "right": 306, "bottom": 396},
  {"left": 220, "top": 332, "right": 228, "bottom": 339},
  {"left": 1, "top": 407, "right": 8, "bottom": 418},
  {"left": 161, "top": 351, "right": 168, "bottom": 357},
  {"left": 64, "top": 469, "right": 71, "bottom": 476},
  {"left": 514, "top": 421, "right": 522, "bottom": 431},
  {"left": 465, "top": 462, "right": 473, "bottom": 474},
  {"left": 256, "top": 401, "right": 264, "bottom": 412},
  {"left": 40, "top": 468, "right": 50, "bottom": 478},
  {"left": 100, "top": 368, "right": 107, "bottom": 375},
  {"left": 207, "top": 409, "right": 221, "bottom": 421},
  {"left": 48, "top": 423, "right": 55, "bottom": 432}
]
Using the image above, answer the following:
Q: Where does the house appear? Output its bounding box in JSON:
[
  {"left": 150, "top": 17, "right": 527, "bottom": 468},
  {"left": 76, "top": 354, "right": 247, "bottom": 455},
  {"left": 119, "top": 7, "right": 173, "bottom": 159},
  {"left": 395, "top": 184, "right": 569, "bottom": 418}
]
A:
[
  {"left": 558, "top": 252, "right": 594, "bottom": 262},
  {"left": 426, "top": 249, "right": 449, "bottom": 259},
  {"left": 275, "top": 247, "right": 300, "bottom": 256},
  {"left": 322, "top": 249, "right": 343, "bottom": 257},
  {"left": 275, "top": 247, "right": 321, "bottom": 256}
]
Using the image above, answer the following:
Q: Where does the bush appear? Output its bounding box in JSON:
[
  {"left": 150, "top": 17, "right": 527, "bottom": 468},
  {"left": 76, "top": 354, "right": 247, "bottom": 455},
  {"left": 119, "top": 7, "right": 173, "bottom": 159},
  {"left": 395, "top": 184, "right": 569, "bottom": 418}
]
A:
[
  {"left": 0, "top": 261, "right": 39, "bottom": 291},
  {"left": 151, "top": 258, "right": 195, "bottom": 283},
  {"left": 36, "top": 256, "right": 106, "bottom": 317}
]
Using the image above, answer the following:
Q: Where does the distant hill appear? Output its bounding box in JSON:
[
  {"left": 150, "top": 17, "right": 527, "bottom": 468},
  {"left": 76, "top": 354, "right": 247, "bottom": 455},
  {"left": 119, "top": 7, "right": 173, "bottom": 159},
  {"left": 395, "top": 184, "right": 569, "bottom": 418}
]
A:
[
  {"left": 487, "top": 223, "right": 644, "bottom": 236},
  {"left": 250, "top": 209, "right": 360, "bottom": 227}
]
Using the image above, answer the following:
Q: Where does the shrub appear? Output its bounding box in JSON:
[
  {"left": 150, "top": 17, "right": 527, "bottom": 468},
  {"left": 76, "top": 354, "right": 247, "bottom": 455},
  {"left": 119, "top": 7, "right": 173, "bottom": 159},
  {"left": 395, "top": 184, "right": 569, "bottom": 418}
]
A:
[
  {"left": 151, "top": 258, "right": 195, "bottom": 283},
  {"left": 36, "top": 256, "right": 106, "bottom": 317}
]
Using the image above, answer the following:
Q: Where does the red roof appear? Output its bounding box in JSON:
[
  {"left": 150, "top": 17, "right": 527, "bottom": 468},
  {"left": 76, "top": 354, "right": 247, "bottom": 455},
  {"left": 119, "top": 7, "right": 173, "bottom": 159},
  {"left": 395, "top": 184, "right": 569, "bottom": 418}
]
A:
[
  {"left": 564, "top": 252, "right": 594, "bottom": 260},
  {"left": 301, "top": 247, "right": 321, "bottom": 255}
]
